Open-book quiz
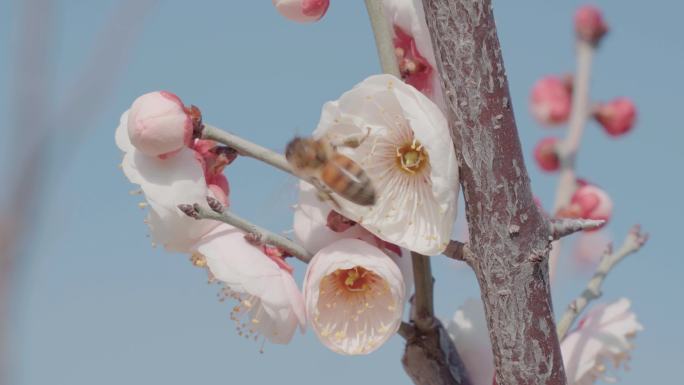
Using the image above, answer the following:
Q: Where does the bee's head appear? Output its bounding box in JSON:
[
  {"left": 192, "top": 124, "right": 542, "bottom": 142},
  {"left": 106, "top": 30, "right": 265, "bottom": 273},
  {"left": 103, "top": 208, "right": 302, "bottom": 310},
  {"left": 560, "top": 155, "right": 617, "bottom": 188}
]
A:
[{"left": 285, "top": 137, "right": 326, "bottom": 170}]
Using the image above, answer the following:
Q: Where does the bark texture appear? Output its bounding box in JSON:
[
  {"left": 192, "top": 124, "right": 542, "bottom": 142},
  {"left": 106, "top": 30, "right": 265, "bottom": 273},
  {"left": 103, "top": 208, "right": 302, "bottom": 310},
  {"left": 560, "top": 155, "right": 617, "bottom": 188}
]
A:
[{"left": 421, "top": 1, "right": 567, "bottom": 384}]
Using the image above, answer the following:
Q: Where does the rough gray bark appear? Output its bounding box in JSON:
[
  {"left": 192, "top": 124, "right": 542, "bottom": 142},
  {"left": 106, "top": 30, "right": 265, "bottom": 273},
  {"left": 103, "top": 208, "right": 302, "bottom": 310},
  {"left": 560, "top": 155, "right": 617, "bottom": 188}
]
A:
[{"left": 421, "top": 1, "right": 567, "bottom": 384}]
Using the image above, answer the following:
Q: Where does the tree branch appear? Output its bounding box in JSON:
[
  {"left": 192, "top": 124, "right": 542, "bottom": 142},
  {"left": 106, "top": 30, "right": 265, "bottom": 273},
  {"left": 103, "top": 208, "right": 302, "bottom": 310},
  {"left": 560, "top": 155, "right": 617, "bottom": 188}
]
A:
[
  {"left": 422, "top": 1, "right": 567, "bottom": 384},
  {"left": 411, "top": 252, "right": 435, "bottom": 331},
  {"left": 364, "top": 0, "right": 401, "bottom": 78},
  {"left": 178, "top": 200, "right": 312, "bottom": 263},
  {"left": 556, "top": 225, "right": 648, "bottom": 339}
]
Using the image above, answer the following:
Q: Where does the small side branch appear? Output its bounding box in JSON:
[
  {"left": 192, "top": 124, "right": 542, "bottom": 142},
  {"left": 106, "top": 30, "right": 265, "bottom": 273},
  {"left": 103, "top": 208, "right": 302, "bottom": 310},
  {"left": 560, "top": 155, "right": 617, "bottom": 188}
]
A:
[
  {"left": 443, "top": 240, "right": 469, "bottom": 262},
  {"left": 556, "top": 225, "right": 648, "bottom": 339},
  {"left": 178, "top": 199, "right": 312, "bottom": 263},
  {"left": 201, "top": 124, "right": 294, "bottom": 176},
  {"left": 549, "top": 218, "right": 605, "bottom": 240}
]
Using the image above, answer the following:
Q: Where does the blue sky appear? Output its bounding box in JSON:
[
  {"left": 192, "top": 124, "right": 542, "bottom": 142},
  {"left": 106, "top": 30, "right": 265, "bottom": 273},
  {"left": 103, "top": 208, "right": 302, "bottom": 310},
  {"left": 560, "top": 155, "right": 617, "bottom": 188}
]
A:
[{"left": 1, "top": 1, "right": 682, "bottom": 384}]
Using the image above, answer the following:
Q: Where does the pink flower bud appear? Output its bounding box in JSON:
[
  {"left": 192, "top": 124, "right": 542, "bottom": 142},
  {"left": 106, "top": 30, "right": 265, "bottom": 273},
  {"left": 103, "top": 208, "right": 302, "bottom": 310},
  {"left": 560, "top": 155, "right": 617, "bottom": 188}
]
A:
[
  {"left": 593, "top": 97, "right": 637, "bottom": 137},
  {"left": 127, "top": 91, "right": 194, "bottom": 158},
  {"left": 530, "top": 76, "right": 572, "bottom": 126},
  {"left": 533, "top": 137, "right": 560, "bottom": 172},
  {"left": 272, "top": 0, "right": 329, "bottom": 23},
  {"left": 393, "top": 26, "right": 434, "bottom": 96},
  {"left": 574, "top": 5, "right": 608, "bottom": 45},
  {"left": 556, "top": 184, "right": 613, "bottom": 230}
]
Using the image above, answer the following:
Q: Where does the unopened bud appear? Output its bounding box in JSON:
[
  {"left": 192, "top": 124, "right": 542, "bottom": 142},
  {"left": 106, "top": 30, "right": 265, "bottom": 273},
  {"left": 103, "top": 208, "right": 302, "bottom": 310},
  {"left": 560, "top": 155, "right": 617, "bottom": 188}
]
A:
[
  {"left": 272, "top": 0, "right": 329, "bottom": 23},
  {"left": 533, "top": 137, "right": 561, "bottom": 172},
  {"left": 556, "top": 184, "right": 613, "bottom": 230},
  {"left": 530, "top": 76, "right": 572, "bottom": 126},
  {"left": 593, "top": 97, "right": 637, "bottom": 137},
  {"left": 574, "top": 5, "right": 608, "bottom": 45},
  {"left": 128, "top": 91, "right": 196, "bottom": 158}
]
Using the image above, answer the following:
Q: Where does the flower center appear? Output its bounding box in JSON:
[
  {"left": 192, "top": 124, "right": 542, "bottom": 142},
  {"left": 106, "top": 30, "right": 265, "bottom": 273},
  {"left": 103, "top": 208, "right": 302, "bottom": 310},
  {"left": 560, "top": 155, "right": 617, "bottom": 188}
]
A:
[
  {"left": 396, "top": 139, "right": 428, "bottom": 174},
  {"left": 334, "top": 266, "right": 378, "bottom": 293}
]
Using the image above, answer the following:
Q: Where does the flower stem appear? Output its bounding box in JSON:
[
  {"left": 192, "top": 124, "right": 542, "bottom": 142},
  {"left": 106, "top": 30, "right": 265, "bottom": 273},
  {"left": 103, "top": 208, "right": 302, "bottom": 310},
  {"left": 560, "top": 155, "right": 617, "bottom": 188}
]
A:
[
  {"left": 364, "top": 0, "right": 401, "bottom": 77},
  {"left": 549, "top": 40, "right": 595, "bottom": 279},
  {"left": 556, "top": 225, "right": 648, "bottom": 339}
]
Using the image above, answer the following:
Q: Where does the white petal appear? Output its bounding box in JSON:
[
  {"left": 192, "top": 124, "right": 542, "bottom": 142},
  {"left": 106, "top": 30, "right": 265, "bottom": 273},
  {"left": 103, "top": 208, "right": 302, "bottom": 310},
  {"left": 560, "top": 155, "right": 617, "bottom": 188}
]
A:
[
  {"left": 293, "top": 180, "right": 376, "bottom": 254},
  {"left": 446, "top": 299, "right": 495, "bottom": 385},
  {"left": 194, "top": 224, "right": 306, "bottom": 344},
  {"left": 115, "top": 110, "right": 133, "bottom": 152}
]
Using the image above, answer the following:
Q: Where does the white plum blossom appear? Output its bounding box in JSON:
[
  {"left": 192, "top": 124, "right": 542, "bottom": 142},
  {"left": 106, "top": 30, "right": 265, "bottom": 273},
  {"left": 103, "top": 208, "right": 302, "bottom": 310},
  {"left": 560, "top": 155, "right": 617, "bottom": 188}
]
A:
[
  {"left": 313, "top": 74, "right": 459, "bottom": 255},
  {"left": 116, "top": 110, "right": 219, "bottom": 252},
  {"left": 562, "top": 298, "right": 643, "bottom": 385},
  {"left": 446, "top": 298, "right": 495, "bottom": 385},
  {"left": 193, "top": 224, "right": 306, "bottom": 345},
  {"left": 447, "top": 298, "right": 643, "bottom": 385},
  {"left": 303, "top": 238, "right": 405, "bottom": 355}
]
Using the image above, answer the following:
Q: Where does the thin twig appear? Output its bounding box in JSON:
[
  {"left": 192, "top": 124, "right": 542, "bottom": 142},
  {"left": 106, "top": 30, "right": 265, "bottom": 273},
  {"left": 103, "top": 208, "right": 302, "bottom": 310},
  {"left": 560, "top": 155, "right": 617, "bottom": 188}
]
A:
[
  {"left": 180, "top": 202, "right": 312, "bottom": 263},
  {"left": 411, "top": 252, "right": 435, "bottom": 331},
  {"left": 364, "top": 0, "right": 401, "bottom": 77},
  {"left": 556, "top": 225, "right": 648, "bottom": 339},
  {"left": 202, "top": 124, "right": 294, "bottom": 175},
  {"left": 549, "top": 40, "right": 595, "bottom": 280},
  {"left": 549, "top": 218, "right": 605, "bottom": 240}
]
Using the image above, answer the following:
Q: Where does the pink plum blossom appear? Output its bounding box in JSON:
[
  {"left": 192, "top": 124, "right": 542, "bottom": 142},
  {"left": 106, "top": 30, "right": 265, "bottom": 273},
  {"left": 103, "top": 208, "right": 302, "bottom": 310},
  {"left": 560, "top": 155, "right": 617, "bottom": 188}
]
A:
[
  {"left": 127, "top": 91, "right": 195, "bottom": 158},
  {"left": 575, "top": 5, "right": 608, "bottom": 45},
  {"left": 116, "top": 110, "right": 220, "bottom": 252},
  {"left": 193, "top": 224, "right": 306, "bottom": 345},
  {"left": 593, "top": 98, "right": 637, "bottom": 137},
  {"left": 533, "top": 137, "right": 561, "bottom": 172},
  {"left": 303, "top": 238, "right": 405, "bottom": 355},
  {"left": 272, "top": 0, "right": 329, "bottom": 23},
  {"left": 383, "top": 0, "right": 443, "bottom": 107},
  {"left": 557, "top": 184, "right": 613, "bottom": 230},
  {"left": 530, "top": 76, "right": 572, "bottom": 126},
  {"left": 313, "top": 74, "right": 459, "bottom": 255},
  {"left": 562, "top": 298, "right": 643, "bottom": 385}
]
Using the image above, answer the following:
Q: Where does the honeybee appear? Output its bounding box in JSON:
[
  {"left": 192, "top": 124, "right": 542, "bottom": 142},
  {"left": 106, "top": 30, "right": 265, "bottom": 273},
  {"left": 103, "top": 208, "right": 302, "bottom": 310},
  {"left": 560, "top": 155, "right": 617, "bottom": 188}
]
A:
[{"left": 285, "top": 136, "right": 376, "bottom": 207}]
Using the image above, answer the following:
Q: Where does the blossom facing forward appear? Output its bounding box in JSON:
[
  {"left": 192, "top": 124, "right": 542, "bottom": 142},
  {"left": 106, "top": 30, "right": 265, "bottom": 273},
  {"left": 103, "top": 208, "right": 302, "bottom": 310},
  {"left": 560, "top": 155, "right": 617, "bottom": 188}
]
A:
[
  {"left": 303, "top": 238, "right": 405, "bottom": 355},
  {"left": 313, "top": 74, "right": 459, "bottom": 255},
  {"left": 193, "top": 224, "right": 306, "bottom": 345}
]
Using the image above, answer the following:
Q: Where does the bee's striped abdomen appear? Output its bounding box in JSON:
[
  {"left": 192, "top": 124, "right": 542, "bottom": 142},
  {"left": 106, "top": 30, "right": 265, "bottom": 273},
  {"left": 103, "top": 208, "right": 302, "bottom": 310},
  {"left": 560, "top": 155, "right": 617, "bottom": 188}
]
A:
[{"left": 321, "top": 154, "right": 376, "bottom": 206}]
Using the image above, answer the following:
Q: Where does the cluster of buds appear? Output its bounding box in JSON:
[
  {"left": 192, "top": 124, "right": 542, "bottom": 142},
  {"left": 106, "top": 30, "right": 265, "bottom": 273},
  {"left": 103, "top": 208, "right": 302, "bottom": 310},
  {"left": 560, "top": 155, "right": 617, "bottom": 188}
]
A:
[{"left": 530, "top": 6, "right": 637, "bottom": 164}]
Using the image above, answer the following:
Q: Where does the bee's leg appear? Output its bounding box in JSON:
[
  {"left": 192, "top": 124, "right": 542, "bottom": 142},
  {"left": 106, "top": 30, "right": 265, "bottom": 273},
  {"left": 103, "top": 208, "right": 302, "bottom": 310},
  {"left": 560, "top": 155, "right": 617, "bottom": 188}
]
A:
[{"left": 331, "top": 127, "right": 372, "bottom": 149}]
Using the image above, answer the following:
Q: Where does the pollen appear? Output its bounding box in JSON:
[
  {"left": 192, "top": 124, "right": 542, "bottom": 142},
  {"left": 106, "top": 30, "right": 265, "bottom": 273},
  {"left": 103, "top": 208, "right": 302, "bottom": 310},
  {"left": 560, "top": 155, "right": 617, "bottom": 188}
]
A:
[{"left": 396, "top": 138, "right": 429, "bottom": 174}]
